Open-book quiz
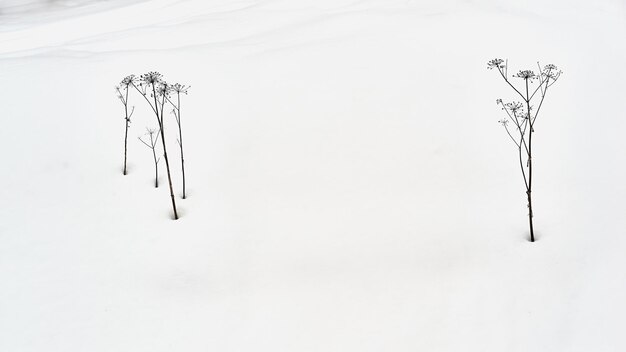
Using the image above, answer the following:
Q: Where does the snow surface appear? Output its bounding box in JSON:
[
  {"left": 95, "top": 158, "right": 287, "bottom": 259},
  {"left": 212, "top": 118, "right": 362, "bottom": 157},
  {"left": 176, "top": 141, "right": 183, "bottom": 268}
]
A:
[{"left": 1, "top": 0, "right": 626, "bottom": 351}]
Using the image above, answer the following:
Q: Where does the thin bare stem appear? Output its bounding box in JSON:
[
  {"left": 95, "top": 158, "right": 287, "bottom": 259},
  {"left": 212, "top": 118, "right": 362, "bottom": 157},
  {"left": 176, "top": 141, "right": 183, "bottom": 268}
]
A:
[
  {"left": 166, "top": 87, "right": 188, "bottom": 199},
  {"left": 498, "top": 67, "right": 527, "bottom": 101},
  {"left": 116, "top": 85, "right": 132, "bottom": 175},
  {"left": 139, "top": 128, "right": 161, "bottom": 188},
  {"left": 503, "top": 124, "right": 520, "bottom": 149},
  {"left": 490, "top": 59, "right": 561, "bottom": 242}
]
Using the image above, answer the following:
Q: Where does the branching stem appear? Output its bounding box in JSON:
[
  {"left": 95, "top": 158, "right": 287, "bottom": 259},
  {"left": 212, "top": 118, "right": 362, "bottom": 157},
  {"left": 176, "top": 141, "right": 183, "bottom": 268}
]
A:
[{"left": 491, "top": 59, "right": 561, "bottom": 241}]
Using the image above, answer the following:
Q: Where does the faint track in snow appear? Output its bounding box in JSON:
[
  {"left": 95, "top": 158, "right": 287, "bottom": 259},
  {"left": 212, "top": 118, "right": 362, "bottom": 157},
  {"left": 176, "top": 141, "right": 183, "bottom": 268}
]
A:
[{"left": 0, "top": 0, "right": 459, "bottom": 59}]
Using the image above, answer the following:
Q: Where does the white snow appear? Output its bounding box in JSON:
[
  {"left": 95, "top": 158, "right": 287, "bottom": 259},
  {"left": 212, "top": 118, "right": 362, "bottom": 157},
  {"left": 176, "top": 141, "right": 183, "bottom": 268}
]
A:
[{"left": 1, "top": 0, "right": 626, "bottom": 351}]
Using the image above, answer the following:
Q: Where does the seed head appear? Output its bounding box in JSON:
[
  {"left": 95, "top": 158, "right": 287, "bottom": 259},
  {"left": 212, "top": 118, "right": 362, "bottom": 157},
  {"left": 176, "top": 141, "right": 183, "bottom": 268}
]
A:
[
  {"left": 505, "top": 101, "right": 523, "bottom": 112},
  {"left": 171, "top": 83, "right": 190, "bottom": 94},
  {"left": 120, "top": 74, "right": 136, "bottom": 88},
  {"left": 140, "top": 71, "right": 163, "bottom": 85},
  {"left": 542, "top": 64, "right": 562, "bottom": 80},
  {"left": 487, "top": 58, "right": 505, "bottom": 70},
  {"left": 156, "top": 82, "right": 171, "bottom": 98},
  {"left": 514, "top": 70, "right": 537, "bottom": 81}
]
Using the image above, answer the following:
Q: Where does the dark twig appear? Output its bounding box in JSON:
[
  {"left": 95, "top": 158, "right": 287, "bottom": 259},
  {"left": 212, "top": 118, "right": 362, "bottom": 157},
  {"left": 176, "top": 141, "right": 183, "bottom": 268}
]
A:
[
  {"left": 131, "top": 72, "right": 179, "bottom": 220},
  {"left": 166, "top": 83, "right": 190, "bottom": 199},
  {"left": 138, "top": 128, "right": 161, "bottom": 188},
  {"left": 116, "top": 75, "right": 136, "bottom": 175}
]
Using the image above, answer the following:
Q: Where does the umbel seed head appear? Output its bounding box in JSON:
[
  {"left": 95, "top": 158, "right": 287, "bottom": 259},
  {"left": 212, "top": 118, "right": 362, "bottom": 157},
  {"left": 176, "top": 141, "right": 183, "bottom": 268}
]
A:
[
  {"left": 514, "top": 70, "right": 537, "bottom": 81},
  {"left": 156, "top": 82, "right": 171, "bottom": 97},
  {"left": 487, "top": 58, "right": 505, "bottom": 70},
  {"left": 544, "top": 64, "right": 557, "bottom": 71},
  {"left": 542, "top": 64, "right": 562, "bottom": 80},
  {"left": 505, "top": 101, "right": 523, "bottom": 112},
  {"left": 120, "top": 75, "right": 136, "bottom": 87},
  {"left": 171, "top": 83, "right": 190, "bottom": 94},
  {"left": 140, "top": 72, "right": 163, "bottom": 85}
]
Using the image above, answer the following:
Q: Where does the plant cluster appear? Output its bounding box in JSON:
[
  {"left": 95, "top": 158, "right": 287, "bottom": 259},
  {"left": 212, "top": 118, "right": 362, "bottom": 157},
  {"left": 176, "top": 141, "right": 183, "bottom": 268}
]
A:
[{"left": 116, "top": 72, "right": 190, "bottom": 220}]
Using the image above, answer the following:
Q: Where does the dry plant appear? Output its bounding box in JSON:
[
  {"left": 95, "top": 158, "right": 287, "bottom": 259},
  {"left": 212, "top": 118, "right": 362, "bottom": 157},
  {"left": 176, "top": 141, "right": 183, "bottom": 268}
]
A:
[{"left": 488, "top": 58, "right": 562, "bottom": 242}]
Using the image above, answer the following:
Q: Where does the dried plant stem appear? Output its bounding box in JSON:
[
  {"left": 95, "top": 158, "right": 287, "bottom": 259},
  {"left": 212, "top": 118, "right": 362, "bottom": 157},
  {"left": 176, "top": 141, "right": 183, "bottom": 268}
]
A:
[
  {"left": 116, "top": 86, "right": 134, "bottom": 175},
  {"left": 177, "top": 93, "right": 186, "bottom": 199},
  {"left": 489, "top": 59, "right": 561, "bottom": 242},
  {"left": 132, "top": 81, "right": 179, "bottom": 220},
  {"left": 167, "top": 91, "right": 187, "bottom": 199},
  {"left": 525, "top": 79, "right": 535, "bottom": 242},
  {"left": 138, "top": 128, "right": 161, "bottom": 188}
]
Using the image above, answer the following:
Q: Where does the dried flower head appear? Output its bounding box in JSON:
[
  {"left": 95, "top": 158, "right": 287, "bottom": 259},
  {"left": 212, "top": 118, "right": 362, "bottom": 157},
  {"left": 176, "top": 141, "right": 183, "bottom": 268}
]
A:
[
  {"left": 120, "top": 75, "right": 136, "bottom": 88},
  {"left": 498, "top": 119, "right": 509, "bottom": 126},
  {"left": 487, "top": 58, "right": 505, "bottom": 70},
  {"left": 156, "top": 82, "right": 171, "bottom": 98},
  {"left": 171, "top": 83, "right": 190, "bottom": 94},
  {"left": 542, "top": 64, "right": 561, "bottom": 80},
  {"left": 544, "top": 64, "right": 557, "bottom": 71},
  {"left": 514, "top": 70, "right": 537, "bottom": 81},
  {"left": 496, "top": 98, "right": 503, "bottom": 104},
  {"left": 139, "top": 71, "right": 163, "bottom": 85},
  {"left": 504, "top": 101, "right": 523, "bottom": 112}
]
